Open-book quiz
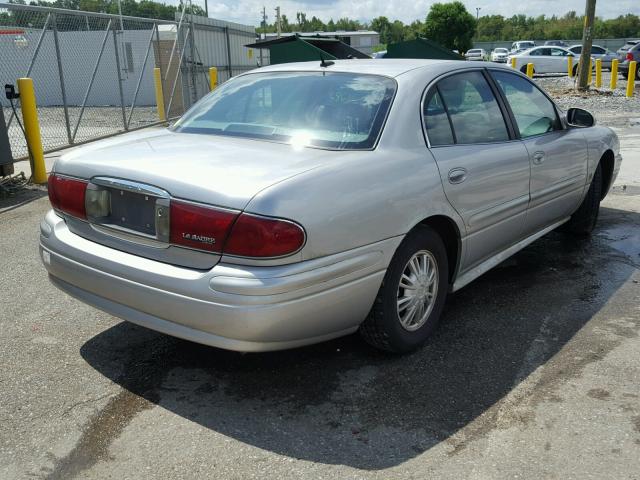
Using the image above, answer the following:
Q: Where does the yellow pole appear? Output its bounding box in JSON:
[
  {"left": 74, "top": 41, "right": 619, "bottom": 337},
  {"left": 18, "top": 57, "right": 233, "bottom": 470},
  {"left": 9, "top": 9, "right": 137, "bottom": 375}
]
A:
[
  {"left": 627, "top": 61, "right": 637, "bottom": 98},
  {"left": 511, "top": 57, "right": 516, "bottom": 69},
  {"left": 153, "top": 67, "right": 166, "bottom": 122},
  {"left": 595, "top": 59, "right": 602, "bottom": 87},
  {"left": 588, "top": 58, "right": 592, "bottom": 85},
  {"left": 209, "top": 67, "right": 218, "bottom": 91},
  {"left": 610, "top": 59, "right": 618, "bottom": 89},
  {"left": 568, "top": 56, "right": 574, "bottom": 77},
  {"left": 526, "top": 62, "right": 534, "bottom": 78},
  {"left": 16, "top": 78, "right": 47, "bottom": 184}
]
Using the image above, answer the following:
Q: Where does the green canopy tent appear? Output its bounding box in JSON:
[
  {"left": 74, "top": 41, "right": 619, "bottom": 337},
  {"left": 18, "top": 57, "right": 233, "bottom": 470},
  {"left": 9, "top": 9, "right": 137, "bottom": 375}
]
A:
[
  {"left": 385, "top": 38, "right": 463, "bottom": 60},
  {"left": 245, "top": 34, "right": 370, "bottom": 65}
]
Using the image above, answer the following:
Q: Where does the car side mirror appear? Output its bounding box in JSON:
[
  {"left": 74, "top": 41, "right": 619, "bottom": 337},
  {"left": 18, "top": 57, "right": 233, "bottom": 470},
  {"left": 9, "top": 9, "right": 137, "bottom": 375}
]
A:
[{"left": 566, "top": 107, "right": 595, "bottom": 128}]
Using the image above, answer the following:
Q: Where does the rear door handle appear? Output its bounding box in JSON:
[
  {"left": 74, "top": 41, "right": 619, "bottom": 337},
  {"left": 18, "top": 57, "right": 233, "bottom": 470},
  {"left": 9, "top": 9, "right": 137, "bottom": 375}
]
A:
[
  {"left": 532, "top": 151, "right": 545, "bottom": 165},
  {"left": 448, "top": 168, "right": 468, "bottom": 184}
]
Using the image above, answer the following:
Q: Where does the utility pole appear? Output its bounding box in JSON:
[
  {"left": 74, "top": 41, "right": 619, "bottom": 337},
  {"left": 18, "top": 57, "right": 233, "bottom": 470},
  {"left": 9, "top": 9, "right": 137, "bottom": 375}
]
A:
[
  {"left": 577, "top": 0, "right": 596, "bottom": 90},
  {"left": 275, "top": 6, "right": 281, "bottom": 38},
  {"left": 204, "top": 0, "right": 208, "bottom": 18},
  {"left": 261, "top": 6, "right": 267, "bottom": 36},
  {"left": 476, "top": 7, "right": 481, "bottom": 20}
]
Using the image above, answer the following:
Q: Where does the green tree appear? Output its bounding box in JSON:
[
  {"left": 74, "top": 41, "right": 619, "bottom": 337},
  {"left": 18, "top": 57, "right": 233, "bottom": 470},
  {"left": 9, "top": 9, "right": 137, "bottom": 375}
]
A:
[{"left": 424, "top": 1, "right": 476, "bottom": 52}]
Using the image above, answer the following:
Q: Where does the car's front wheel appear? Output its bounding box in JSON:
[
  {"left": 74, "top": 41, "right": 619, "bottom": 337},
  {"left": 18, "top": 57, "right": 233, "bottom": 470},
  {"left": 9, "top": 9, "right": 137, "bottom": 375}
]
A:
[
  {"left": 560, "top": 162, "right": 603, "bottom": 235},
  {"left": 360, "top": 226, "right": 448, "bottom": 353}
]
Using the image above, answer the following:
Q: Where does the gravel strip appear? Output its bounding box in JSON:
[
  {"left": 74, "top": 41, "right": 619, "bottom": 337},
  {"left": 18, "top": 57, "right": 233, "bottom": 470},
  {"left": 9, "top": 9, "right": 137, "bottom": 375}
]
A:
[{"left": 534, "top": 73, "right": 640, "bottom": 128}]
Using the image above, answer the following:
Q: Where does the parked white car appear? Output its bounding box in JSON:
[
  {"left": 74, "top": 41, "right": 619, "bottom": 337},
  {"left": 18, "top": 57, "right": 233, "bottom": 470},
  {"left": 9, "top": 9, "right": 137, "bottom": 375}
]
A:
[
  {"left": 491, "top": 47, "right": 509, "bottom": 63},
  {"left": 508, "top": 46, "right": 577, "bottom": 75},
  {"left": 510, "top": 40, "right": 535, "bottom": 53},
  {"left": 568, "top": 44, "right": 617, "bottom": 70},
  {"left": 465, "top": 49, "right": 488, "bottom": 61}
]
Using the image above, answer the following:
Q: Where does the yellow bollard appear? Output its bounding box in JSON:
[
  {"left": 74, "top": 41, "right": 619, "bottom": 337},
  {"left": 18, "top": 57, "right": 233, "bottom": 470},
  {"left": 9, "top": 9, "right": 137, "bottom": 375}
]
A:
[
  {"left": 588, "top": 58, "right": 592, "bottom": 85},
  {"left": 627, "top": 61, "right": 637, "bottom": 98},
  {"left": 595, "top": 58, "right": 602, "bottom": 87},
  {"left": 568, "top": 56, "right": 574, "bottom": 77},
  {"left": 209, "top": 67, "right": 218, "bottom": 91},
  {"left": 153, "top": 67, "right": 166, "bottom": 122},
  {"left": 511, "top": 57, "right": 516, "bottom": 69},
  {"left": 611, "top": 59, "right": 618, "bottom": 89},
  {"left": 16, "top": 78, "right": 47, "bottom": 184},
  {"left": 526, "top": 62, "right": 534, "bottom": 78}
]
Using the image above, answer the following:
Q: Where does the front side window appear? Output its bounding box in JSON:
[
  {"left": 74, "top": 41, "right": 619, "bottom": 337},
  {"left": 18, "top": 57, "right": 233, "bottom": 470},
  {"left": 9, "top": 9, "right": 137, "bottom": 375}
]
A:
[
  {"left": 435, "top": 71, "right": 509, "bottom": 145},
  {"left": 491, "top": 70, "right": 562, "bottom": 138},
  {"left": 173, "top": 72, "right": 396, "bottom": 150}
]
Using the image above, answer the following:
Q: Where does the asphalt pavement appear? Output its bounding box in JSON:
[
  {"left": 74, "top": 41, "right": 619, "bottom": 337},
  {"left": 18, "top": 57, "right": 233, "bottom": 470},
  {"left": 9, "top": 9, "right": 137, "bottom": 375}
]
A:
[{"left": 1, "top": 121, "right": 639, "bottom": 479}]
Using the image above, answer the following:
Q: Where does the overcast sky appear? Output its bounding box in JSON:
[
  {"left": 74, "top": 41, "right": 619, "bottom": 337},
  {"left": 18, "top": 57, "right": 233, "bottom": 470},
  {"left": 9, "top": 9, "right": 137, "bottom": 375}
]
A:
[{"left": 198, "top": 0, "right": 640, "bottom": 26}]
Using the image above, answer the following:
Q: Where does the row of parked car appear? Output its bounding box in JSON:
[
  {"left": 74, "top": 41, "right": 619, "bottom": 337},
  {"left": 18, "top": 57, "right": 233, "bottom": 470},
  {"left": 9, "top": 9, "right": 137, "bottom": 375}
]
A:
[{"left": 464, "top": 39, "right": 640, "bottom": 79}]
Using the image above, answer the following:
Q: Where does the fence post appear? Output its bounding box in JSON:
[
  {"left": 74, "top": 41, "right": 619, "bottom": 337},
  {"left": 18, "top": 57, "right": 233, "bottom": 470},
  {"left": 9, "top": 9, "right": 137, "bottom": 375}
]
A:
[
  {"left": 568, "top": 56, "right": 573, "bottom": 77},
  {"left": 627, "top": 61, "right": 637, "bottom": 98},
  {"left": 111, "top": 23, "right": 128, "bottom": 131},
  {"left": 17, "top": 78, "right": 47, "bottom": 184},
  {"left": 209, "top": 67, "right": 218, "bottom": 91},
  {"left": 51, "top": 13, "right": 72, "bottom": 145},
  {"left": 526, "top": 63, "right": 534, "bottom": 78},
  {"left": 610, "top": 59, "right": 618, "bottom": 89},
  {"left": 595, "top": 59, "right": 602, "bottom": 87},
  {"left": 224, "top": 26, "right": 233, "bottom": 79},
  {"left": 154, "top": 67, "right": 166, "bottom": 121}
]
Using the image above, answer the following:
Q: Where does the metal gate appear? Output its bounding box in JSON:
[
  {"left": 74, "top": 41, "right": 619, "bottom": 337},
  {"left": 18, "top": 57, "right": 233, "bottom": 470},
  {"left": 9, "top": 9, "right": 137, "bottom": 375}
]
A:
[{"left": 0, "top": 3, "right": 258, "bottom": 160}]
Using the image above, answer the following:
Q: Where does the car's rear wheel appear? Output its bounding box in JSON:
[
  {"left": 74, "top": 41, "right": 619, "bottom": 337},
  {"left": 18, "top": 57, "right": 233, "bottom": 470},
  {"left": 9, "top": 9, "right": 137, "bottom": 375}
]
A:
[
  {"left": 360, "top": 226, "right": 448, "bottom": 353},
  {"left": 560, "top": 162, "right": 602, "bottom": 235}
]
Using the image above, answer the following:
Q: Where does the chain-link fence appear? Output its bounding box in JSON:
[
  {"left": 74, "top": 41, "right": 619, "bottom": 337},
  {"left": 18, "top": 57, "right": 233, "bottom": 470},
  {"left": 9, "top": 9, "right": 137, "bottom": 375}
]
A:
[{"left": 0, "top": 3, "right": 259, "bottom": 161}]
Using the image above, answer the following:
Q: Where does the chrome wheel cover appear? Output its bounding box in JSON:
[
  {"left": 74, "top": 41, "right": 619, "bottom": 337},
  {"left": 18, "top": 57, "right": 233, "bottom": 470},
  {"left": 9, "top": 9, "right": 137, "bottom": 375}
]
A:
[{"left": 396, "top": 250, "right": 438, "bottom": 332}]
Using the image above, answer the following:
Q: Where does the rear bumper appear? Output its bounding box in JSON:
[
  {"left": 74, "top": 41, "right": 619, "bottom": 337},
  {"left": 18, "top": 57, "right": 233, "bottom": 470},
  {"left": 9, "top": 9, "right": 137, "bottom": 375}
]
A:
[{"left": 40, "top": 210, "right": 397, "bottom": 351}]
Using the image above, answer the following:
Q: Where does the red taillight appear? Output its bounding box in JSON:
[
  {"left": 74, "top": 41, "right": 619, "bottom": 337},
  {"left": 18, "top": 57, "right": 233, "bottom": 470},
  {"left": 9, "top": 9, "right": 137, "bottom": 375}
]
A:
[
  {"left": 48, "top": 174, "right": 88, "bottom": 219},
  {"left": 627, "top": 52, "right": 634, "bottom": 61},
  {"left": 224, "top": 213, "right": 305, "bottom": 258},
  {"left": 170, "top": 200, "right": 238, "bottom": 253}
]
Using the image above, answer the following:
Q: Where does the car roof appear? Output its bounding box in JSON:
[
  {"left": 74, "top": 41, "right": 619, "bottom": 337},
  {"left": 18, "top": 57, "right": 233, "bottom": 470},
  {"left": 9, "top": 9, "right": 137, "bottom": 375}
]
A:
[{"left": 251, "top": 59, "right": 467, "bottom": 78}]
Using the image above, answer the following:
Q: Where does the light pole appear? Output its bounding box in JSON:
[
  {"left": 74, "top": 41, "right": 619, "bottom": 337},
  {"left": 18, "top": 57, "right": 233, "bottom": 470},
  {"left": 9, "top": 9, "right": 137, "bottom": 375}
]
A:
[{"left": 476, "top": 7, "right": 481, "bottom": 20}]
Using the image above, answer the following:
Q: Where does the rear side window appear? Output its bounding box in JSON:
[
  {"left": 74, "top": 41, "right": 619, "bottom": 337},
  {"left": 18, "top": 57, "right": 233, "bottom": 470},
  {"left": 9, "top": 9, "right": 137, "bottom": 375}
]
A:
[
  {"left": 423, "top": 89, "right": 454, "bottom": 146},
  {"left": 435, "top": 71, "right": 509, "bottom": 145},
  {"left": 491, "top": 70, "right": 561, "bottom": 138}
]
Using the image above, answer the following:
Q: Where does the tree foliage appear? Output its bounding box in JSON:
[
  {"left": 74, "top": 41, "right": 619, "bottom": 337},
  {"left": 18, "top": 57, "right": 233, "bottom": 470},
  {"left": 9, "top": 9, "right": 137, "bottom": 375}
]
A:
[
  {"left": 476, "top": 11, "right": 640, "bottom": 41},
  {"left": 423, "top": 1, "right": 476, "bottom": 52}
]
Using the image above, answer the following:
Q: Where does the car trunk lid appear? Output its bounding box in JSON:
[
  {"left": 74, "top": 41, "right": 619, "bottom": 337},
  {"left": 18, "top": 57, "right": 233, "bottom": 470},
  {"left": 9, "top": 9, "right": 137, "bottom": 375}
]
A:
[{"left": 53, "top": 129, "right": 334, "bottom": 269}]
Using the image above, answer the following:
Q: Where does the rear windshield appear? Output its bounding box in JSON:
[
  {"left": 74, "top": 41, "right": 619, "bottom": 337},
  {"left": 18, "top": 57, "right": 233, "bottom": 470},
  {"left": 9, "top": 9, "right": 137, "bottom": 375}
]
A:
[{"left": 172, "top": 71, "right": 396, "bottom": 150}]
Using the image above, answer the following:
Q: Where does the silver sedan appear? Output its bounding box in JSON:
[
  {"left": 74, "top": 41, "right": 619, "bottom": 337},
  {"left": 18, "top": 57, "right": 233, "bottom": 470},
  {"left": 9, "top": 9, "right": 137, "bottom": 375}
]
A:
[{"left": 40, "top": 60, "right": 621, "bottom": 353}]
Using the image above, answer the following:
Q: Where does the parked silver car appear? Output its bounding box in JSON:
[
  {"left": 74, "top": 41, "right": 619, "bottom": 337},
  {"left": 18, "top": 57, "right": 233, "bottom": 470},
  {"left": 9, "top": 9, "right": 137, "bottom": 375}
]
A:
[
  {"left": 465, "top": 49, "right": 488, "bottom": 61},
  {"left": 568, "top": 44, "right": 617, "bottom": 70},
  {"left": 40, "top": 60, "right": 621, "bottom": 353}
]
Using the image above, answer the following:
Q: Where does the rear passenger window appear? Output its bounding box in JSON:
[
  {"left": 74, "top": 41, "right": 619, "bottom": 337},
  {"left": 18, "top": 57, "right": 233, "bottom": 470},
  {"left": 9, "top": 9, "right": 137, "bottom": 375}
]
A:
[
  {"left": 491, "top": 71, "right": 562, "bottom": 138},
  {"left": 436, "top": 71, "right": 509, "bottom": 144},
  {"left": 423, "top": 89, "right": 454, "bottom": 146}
]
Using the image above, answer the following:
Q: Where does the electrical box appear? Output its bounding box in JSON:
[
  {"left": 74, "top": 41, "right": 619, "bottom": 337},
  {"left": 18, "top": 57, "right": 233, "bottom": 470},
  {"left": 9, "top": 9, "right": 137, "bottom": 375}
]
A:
[{"left": 0, "top": 103, "right": 15, "bottom": 177}]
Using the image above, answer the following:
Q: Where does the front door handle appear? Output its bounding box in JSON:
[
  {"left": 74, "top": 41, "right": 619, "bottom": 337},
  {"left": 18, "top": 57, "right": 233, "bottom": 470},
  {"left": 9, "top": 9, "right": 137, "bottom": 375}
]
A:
[
  {"left": 532, "top": 151, "right": 545, "bottom": 165},
  {"left": 448, "top": 168, "right": 468, "bottom": 184}
]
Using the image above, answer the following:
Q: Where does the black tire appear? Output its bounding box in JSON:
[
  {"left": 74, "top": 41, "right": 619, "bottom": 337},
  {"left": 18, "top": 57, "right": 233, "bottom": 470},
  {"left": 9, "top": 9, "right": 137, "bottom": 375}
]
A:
[
  {"left": 561, "top": 162, "right": 602, "bottom": 235},
  {"left": 359, "top": 226, "right": 449, "bottom": 353},
  {"left": 622, "top": 72, "right": 628, "bottom": 80}
]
